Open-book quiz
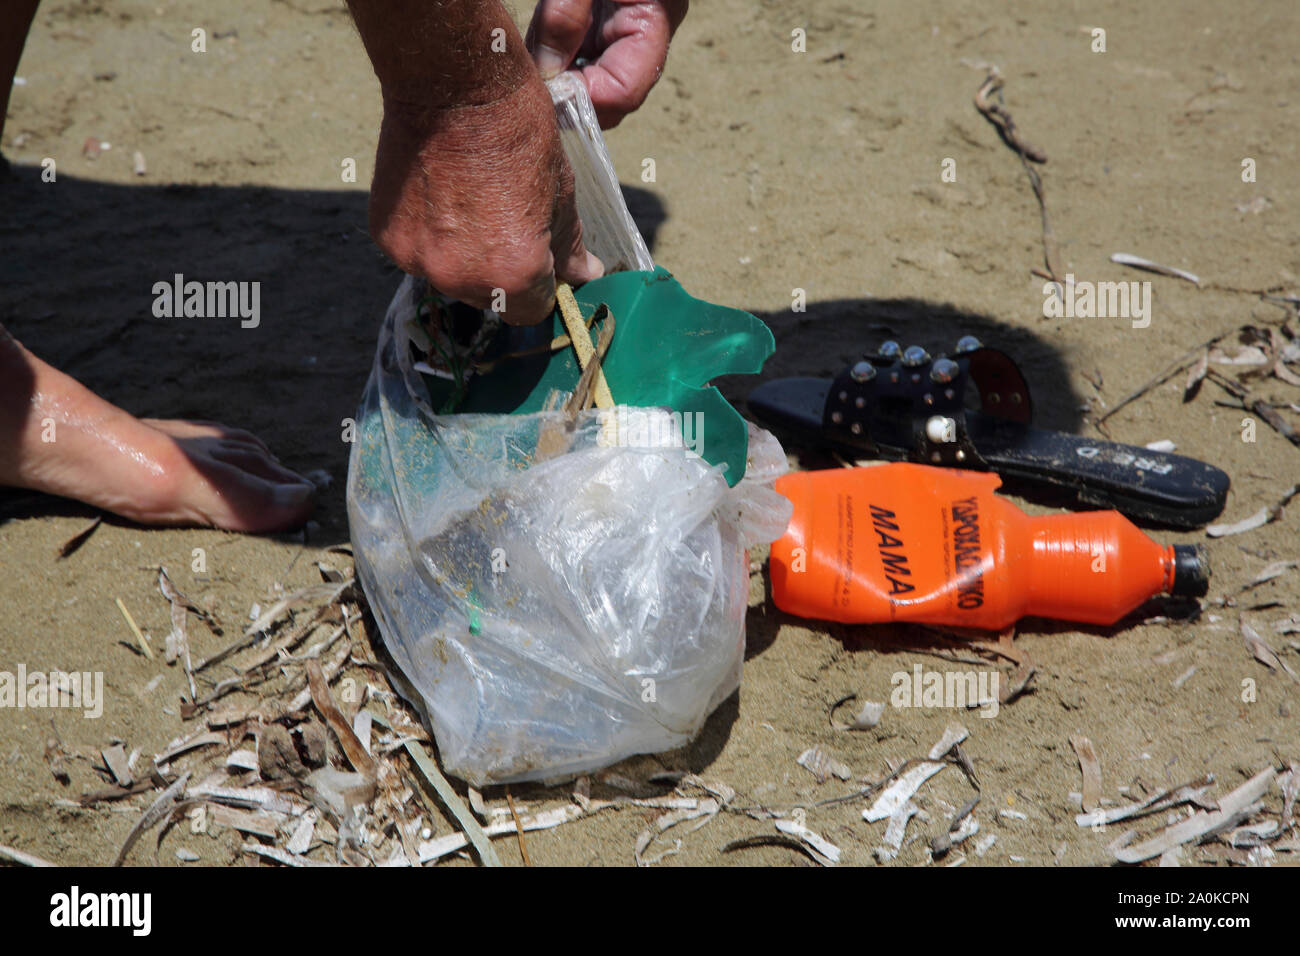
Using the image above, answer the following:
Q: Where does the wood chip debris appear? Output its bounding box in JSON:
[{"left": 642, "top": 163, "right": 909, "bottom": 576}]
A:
[
  {"left": 101, "top": 743, "right": 133, "bottom": 788},
  {"left": 113, "top": 772, "right": 190, "bottom": 867},
  {"left": 1245, "top": 560, "right": 1297, "bottom": 590},
  {"left": 1241, "top": 620, "right": 1300, "bottom": 682},
  {"left": 1069, "top": 735, "right": 1103, "bottom": 813},
  {"left": 928, "top": 723, "right": 969, "bottom": 761},
  {"left": 187, "top": 783, "right": 307, "bottom": 817},
  {"left": 0, "top": 843, "right": 56, "bottom": 867},
  {"left": 931, "top": 797, "right": 981, "bottom": 856},
  {"left": 864, "top": 762, "right": 945, "bottom": 822},
  {"left": 875, "top": 802, "right": 919, "bottom": 862},
  {"left": 241, "top": 843, "right": 339, "bottom": 867},
  {"left": 56, "top": 516, "right": 102, "bottom": 558},
  {"left": 829, "top": 694, "right": 885, "bottom": 730},
  {"left": 1184, "top": 350, "right": 1209, "bottom": 399},
  {"left": 158, "top": 567, "right": 197, "bottom": 699},
  {"left": 1208, "top": 507, "right": 1278, "bottom": 538},
  {"left": 209, "top": 804, "right": 280, "bottom": 839},
  {"left": 1112, "top": 767, "right": 1277, "bottom": 864},
  {"left": 1109, "top": 252, "right": 1200, "bottom": 285},
  {"left": 773, "top": 818, "right": 840, "bottom": 865},
  {"left": 417, "top": 804, "right": 589, "bottom": 865},
  {"left": 1075, "top": 775, "right": 1215, "bottom": 828},
  {"left": 797, "top": 746, "right": 852, "bottom": 783}
]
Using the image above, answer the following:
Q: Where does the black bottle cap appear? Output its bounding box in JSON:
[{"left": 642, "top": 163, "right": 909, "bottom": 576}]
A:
[{"left": 1170, "top": 544, "right": 1210, "bottom": 597}]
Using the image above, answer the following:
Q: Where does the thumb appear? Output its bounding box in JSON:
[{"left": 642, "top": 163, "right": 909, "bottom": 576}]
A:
[
  {"left": 526, "top": 0, "right": 595, "bottom": 79},
  {"left": 550, "top": 158, "right": 605, "bottom": 287}
]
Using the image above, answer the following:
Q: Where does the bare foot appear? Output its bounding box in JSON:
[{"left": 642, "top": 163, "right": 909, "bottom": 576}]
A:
[{"left": 0, "top": 328, "right": 316, "bottom": 532}]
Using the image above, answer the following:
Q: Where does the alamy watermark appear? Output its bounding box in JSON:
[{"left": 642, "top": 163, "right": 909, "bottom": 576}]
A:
[
  {"left": 50, "top": 886, "right": 150, "bottom": 936},
  {"left": 1043, "top": 275, "right": 1151, "bottom": 328},
  {"left": 595, "top": 406, "right": 705, "bottom": 458},
  {"left": 0, "top": 666, "right": 104, "bottom": 718},
  {"left": 152, "top": 273, "right": 260, "bottom": 328},
  {"left": 891, "top": 663, "right": 999, "bottom": 718}
]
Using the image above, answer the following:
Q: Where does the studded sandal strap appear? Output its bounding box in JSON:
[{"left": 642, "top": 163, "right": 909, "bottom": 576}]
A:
[{"left": 822, "top": 337, "right": 1032, "bottom": 468}]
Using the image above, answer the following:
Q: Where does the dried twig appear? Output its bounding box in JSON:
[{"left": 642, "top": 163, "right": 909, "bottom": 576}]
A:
[
  {"left": 556, "top": 282, "right": 615, "bottom": 410},
  {"left": 505, "top": 787, "right": 532, "bottom": 866},
  {"left": 1110, "top": 253, "right": 1200, "bottom": 285},
  {"left": 0, "top": 843, "right": 56, "bottom": 867},
  {"left": 114, "top": 597, "right": 155, "bottom": 660},
  {"left": 1207, "top": 369, "right": 1300, "bottom": 447},
  {"left": 974, "top": 68, "right": 1060, "bottom": 284},
  {"left": 1097, "top": 330, "right": 1234, "bottom": 429},
  {"left": 113, "top": 772, "right": 189, "bottom": 867}
]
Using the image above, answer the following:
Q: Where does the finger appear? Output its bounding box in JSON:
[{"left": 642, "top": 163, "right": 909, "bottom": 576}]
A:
[
  {"left": 580, "top": 4, "right": 676, "bottom": 128},
  {"left": 496, "top": 261, "right": 559, "bottom": 326},
  {"left": 526, "top": 0, "right": 595, "bottom": 79},
  {"left": 550, "top": 156, "right": 605, "bottom": 286}
]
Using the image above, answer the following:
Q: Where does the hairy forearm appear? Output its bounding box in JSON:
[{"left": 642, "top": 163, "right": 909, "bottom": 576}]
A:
[{"left": 345, "top": 0, "right": 537, "bottom": 111}]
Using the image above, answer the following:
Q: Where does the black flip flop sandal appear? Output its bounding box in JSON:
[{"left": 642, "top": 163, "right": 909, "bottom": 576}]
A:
[{"left": 748, "top": 336, "right": 1230, "bottom": 529}]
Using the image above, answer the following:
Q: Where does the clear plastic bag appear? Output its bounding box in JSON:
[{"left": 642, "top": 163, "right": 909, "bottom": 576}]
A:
[
  {"left": 345, "top": 70, "right": 790, "bottom": 785},
  {"left": 548, "top": 72, "right": 654, "bottom": 273},
  {"left": 347, "top": 276, "right": 792, "bottom": 785}
]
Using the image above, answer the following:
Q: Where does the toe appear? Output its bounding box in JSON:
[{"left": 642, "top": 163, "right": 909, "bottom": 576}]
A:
[
  {"left": 209, "top": 443, "right": 308, "bottom": 486},
  {"left": 144, "top": 419, "right": 275, "bottom": 455},
  {"left": 181, "top": 459, "right": 316, "bottom": 532}
]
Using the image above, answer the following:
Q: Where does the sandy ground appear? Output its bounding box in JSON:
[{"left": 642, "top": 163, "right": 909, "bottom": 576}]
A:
[{"left": 1, "top": 0, "right": 1298, "bottom": 867}]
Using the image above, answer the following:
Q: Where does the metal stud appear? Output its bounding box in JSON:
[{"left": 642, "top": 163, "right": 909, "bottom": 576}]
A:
[
  {"left": 955, "top": 335, "right": 982, "bottom": 354},
  {"left": 854, "top": 396, "right": 866, "bottom": 409},
  {"left": 850, "top": 361, "right": 876, "bottom": 383},
  {"left": 878, "top": 340, "right": 902, "bottom": 359},
  {"left": 838, "top": 390, "right": 848, "bottom": 403},
  {"left": 930, "top": 357, "right": 960, "bottom": 384},
  {"left": 901, "top": 345, "right": 931, "bottom": 367},
  {"left": 831, "top": 411, "right": 843, "bottom": 424},
  {"left": 850, "top": 422, "right": 862, "bottom": 435}
]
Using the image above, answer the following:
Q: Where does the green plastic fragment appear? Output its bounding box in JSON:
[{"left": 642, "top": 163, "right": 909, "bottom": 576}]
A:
[{"left": 448, "top": 268, "right": 774, "bottom": 485}]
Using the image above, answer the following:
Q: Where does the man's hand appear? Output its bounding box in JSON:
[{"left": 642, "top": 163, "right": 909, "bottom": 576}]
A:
[
  {"left": 370, "top": 82, "right": 600, "bottom": 325},
  {"left": 526, "top": 0, "right": 689, "bottom": 128},
  {"left": 347, "top": 0, "right": 601, "bottom": 325}
]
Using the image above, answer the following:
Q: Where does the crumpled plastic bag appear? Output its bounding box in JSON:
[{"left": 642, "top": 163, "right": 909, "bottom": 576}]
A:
[
  {"left": 346, "top": 276, "right": 792, "bottom": 785},
  {"left": 549, "top": 71, "right": 654, "bottom": 274},
  {"left": 346, "top": 71, "right": 791, "bottom": 786}
]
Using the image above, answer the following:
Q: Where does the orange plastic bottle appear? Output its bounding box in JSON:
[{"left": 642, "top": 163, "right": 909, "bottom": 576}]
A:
[{"left": 770, "top": 463, "right": 1208, "bottom": 631}]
